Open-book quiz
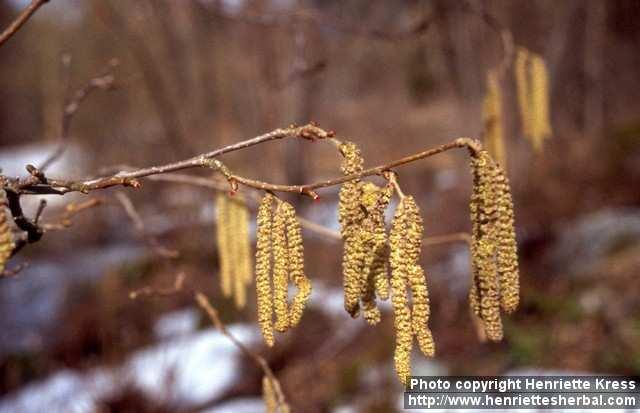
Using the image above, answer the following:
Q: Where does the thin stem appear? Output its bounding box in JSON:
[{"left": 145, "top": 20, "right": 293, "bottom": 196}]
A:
[
  {"left": 15, "top": 123, "right": 332, "bottom": 194},
  {"left": 195, "top": 292, "right": 289, "bottom": 410},
  {"left": 0, "top": 0, "right": 49, "bottom": 47}
]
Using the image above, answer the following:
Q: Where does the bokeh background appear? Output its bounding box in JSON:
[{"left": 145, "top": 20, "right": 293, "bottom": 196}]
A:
[{"left": 1, "top": 0, "right": 640, "bottom": 412}]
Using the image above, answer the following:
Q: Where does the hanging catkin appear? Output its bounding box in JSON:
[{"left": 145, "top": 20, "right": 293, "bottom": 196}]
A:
[
  {"left": 215, "top": 194, "right": 232, "bottom": 298},
  {"left": 272, "top": 200, "right": 290, "bottom": 333},
  {"left": 359, "top": 183, "right": 393, "bottom": 324},
  {"left": 337, "top": 139, "right": 394, "bottom": 322},
  {"left": 483, "top": 71, "right": 506, "bottom": 168},
  {"left": 282, "top": 201, "right": 311, "bottom": 327},
  {"left": 389, "top": 195, "right": 435, "bottom": 384},
  {"left": 402, "top": 198, "right": 435, "bottom": 358},
  {"left": 492, "top": 163, "right": 520, "bottom": 313},
  {"left": 515, "top": 47, "right": 551, "bottom": 152},
  {"left": 262, "top": 376, "right": 277, "bottom": 413},
  {"left": 389, "top": 198, "right": 413, "bottom": 384},
  {"left": 0, "top": 189, "right": 13, "bottom": 274},
  {"left": 216, "top": 193, "right": 252, "bottom": 308},
  {"left": 468, "top": 149, "right": 520, "bottom": 341},
  {"left": 256, "top": 193, "right": 275, "bottom": 346},
  {"left": 338, "top": 141, "right": 366, "bottom": 317}
]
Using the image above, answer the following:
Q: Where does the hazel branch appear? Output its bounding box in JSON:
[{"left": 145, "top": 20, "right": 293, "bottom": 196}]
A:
[
  {"left": 13, "top": 123, "right": 333, "bottom": 195},
  {"left": 0, "top": 0, "right": 49, "bottom": 47},
  {"left": 195, "top": 292, "right": 289, "bottom": 410}
]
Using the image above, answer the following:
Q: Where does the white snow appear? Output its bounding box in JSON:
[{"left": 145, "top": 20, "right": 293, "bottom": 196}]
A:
[{"left": 0, "top": 323, "right": 260, "bottom": 413}]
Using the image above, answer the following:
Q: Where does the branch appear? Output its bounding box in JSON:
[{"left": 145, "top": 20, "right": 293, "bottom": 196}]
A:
[
  {"left": 13, "top": 127, "right": 479, "bottom": 200},
  {"left": 0, "top": 0, "right": 49, "bottom": 47},
  {"left": 13, "top": 123, "right": 334, "bottom": 195},
  {"left": 42, "top": 198, "right": 102, "bottom": 231},
  {"left": 114, "top": 191, "right": 179, "bottom": 259},
  {"left": 230, "top": 137, "right": 481, "bottom": 195},
  {"left": 195, "top": 292, "right": 289, "bottom": 411},
  {"left": 39, "top": 58, "right": 119, "bottom": 171},
  {"left": 211, "top": 5, "right": 435, "bottom": 43}
]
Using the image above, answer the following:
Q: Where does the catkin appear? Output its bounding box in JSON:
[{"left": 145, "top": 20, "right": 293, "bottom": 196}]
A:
[
  {"left": 282, "top": 201, "right": 311, "bottom": 327},
  {"left": 338, "top": 141, "right": 366, "bottom": 317},
  {"left": 389, "top": 198, "right": 413, "bottom": 384},
  {"left": 483, "top": 71, "right": 506, "bottom": 169},
  {"left": 358, "top": 183, "right": 393, "bottom": 324},
  {"left": 262, "top": 376, "right": 278, "bottom": 413},
  {"left": 515, "top": 47, "right": 551, "bottom": 152},
  {"left": 0, "top": 190, "right": 13, "bottom": 274},
  {"left": 468, "top": 150, "right": 521, "bottom": 341},
  {"left": 216, "top": 193, "right": 252, "bottom": 308},
  {"left": 492, "top": 163, "right": 520, "bottom": 313},
  {"left": 389, "top": 196, "right": 435, "bottom": 384},
  {"left": 272, "top": 200, "right": 290, "bottom": 333},
  {"left": 402, "top": 198, "right": 435, "bottom": 357},
  {"left": 215, "top": 194, "right": 232, "bottom": 298},
  {"left": 256, "top": 193, "right": 275, "bottom": 346},
  {"left": 530, "top": 53, "right": 551, "bottom": 151}
]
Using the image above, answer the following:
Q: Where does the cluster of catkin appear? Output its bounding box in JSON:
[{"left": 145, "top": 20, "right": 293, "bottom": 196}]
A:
[
  {"left": 215, "top": 193, "right": 252, "bottom": 308},
  {"left": 0, "top": 189, "right": 13, "bottom": 274},
  {"left": 389, "top": 196, "right": 435, "bottom": 384},
  {"left": 468, "top": 149, "right": 519, "bottom": 342},
  {"left": 255, "top": 193, "right": 311, "bottom": 347},
  {"left": 515, "top": 47, "right": 551, "bottom": 152},
  {"left": 338, "top": 142, "right": 393, "bottom": 325}
]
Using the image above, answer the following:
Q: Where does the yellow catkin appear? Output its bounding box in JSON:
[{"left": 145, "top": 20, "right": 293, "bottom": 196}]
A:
[
  {"left": 389, "top": 198, "right": 413, "bottom": 385},
  {"left": 255, "top": 193, "right": 275, "bottom": 346},
  {"left": 371, "top": 243, "right": 390, "bottom": 301},
  {"left": 338, "top": 141, "right": 366, "bottom": 317},
  {"left": 369, "top": 184, "right": 393, "bottom": 302},
  {"left": 358, "top": 183, "right": 392, "bottom": 324},
  {"left": 281, "top": 201, "right": 311, "bottom": 327},
  {"left": 234, "top": 194, "right": 253, "bottom": 286},
  {"left": 483, "top": 71, "right": 506, "bottom": 169},
  {"left": 530, "top": 53, "right": 552, "bottom": 151},
  {"left": 272, "top": 200, "right": 290, "bottom": 333},
  {"left": 0, "top": 190, "right": 13, "bottom": 274},
  {"left": 231, "top": 195, "right": 252, "bottom": 309},
  {"left": 515, "top": 47, "right": 532, "bottom": 140},
  {"left": 262, "top": 376, "right": 277, "bottom": 413},
  {"left": 402, "top": 197, "right": 435, "bottom": 357},
  {"left": 515, "top": 47, "right": 551, "bottom": 152},
  {"left": 492, "top": 163, "right": 520, "bottom": 313},
  {"left": 216, "top": 193, "right": 252, "bottom": 309},
  {"left": 469, "top": 151, "right": 504, "bottom": 341},
  {"left": 215, "top": 194, "right": 232, "bottom": 298}
]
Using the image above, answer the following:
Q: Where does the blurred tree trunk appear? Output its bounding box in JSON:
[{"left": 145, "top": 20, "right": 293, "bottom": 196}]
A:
[{"left": 583, "top": 0, "right": 606, "bottom": 140}]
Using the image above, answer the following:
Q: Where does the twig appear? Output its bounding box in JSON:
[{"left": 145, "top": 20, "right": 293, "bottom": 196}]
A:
[
  {"left": 1, "top": 262, "right": 29, "bottom": 278},
  {"left": 195, "top": 292, "right": 289, "bottom": 411},
  {"left": 114, "top": 191, "right": 179, "bottom": 259},
  {"left": 423, "top": 232, "right": 471, "bottom": 246},
  {"left": 0, "top": 0, "right": 49, "bottom": 47},
  {"left": 13, "top": 123, "right": 333, "bottom": 195},
  {"left": 39, "top": 59, "right": 119, "bottom": 171},
  {"left": 42, "top": 198, "right": 102, "bottom": 231},
  {"left": 211, "top": 6, "right": 434, "bottom": 43},
  {"left": 14, "top": 130, "right": 479, "bottom": 198},
  {"left": 129, "top": 272, "right": 185, "bottom": 299}
]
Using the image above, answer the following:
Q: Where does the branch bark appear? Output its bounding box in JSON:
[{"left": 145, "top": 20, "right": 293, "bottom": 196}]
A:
[{"left": 0, "top": 0, "right": 49, "bottom": 47}]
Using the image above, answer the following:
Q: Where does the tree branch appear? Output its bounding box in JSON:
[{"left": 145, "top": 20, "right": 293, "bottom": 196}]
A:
[{"left": 0, "top": 0, "right": 49, "bottom": 47}]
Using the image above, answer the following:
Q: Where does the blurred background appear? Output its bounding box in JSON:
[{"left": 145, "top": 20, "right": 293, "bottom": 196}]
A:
[{"left": 1, "top": 0, "right": 639, "bottom": 412}]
